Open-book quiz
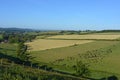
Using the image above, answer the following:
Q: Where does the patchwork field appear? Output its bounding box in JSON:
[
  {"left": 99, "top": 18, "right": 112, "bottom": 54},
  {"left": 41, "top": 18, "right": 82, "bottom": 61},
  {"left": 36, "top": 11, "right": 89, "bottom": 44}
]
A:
[
  {"left": 26, "top": 39, "right": 93, "bottom": 51},
  {"left": 47, "top": 34, "right": 120, "bottom": 40}
]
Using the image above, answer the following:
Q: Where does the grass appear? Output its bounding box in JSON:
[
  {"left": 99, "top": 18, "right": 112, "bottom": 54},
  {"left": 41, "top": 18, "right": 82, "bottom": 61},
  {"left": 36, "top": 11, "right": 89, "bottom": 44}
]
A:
[
  {"left": 26, "top": 39, "right": 93, "bottom": 51},
  {"left": 47, "top": 34, "right": 120, "bottom": 40},
  {"left": 0, "top": 59, "right": 83, "bottom": 80},
  {"left": 89, "top": 42, "right": 120, "bottom": 79},
  {"left": 0, "top": 43, "right": 17, "bottom": 57},
  {"left": 0, "top": 35, "right": 2, "bottom": 39}
]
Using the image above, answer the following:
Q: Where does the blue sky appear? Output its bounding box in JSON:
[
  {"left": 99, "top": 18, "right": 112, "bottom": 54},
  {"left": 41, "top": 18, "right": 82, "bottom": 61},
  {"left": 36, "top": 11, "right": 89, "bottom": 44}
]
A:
[{"left": 0, "top": 0, "right": 120, "bottom": 30}]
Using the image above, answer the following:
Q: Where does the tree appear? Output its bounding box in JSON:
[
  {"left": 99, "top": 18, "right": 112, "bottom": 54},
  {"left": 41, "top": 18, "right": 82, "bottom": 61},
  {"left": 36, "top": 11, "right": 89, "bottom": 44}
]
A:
[
  {"left": 17, "top": 42, "right": 30, "bottom": 63},
  {"left": 107, "top": 75, "right": 118, "bottom": 80},
  {"left": 74, "top": 60, "right": 90, "bottom": 77}
]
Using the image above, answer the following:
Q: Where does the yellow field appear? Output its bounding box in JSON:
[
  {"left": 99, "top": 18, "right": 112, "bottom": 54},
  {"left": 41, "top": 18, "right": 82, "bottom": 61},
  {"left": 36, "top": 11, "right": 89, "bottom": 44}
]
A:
[
  {"left": 26, "top": 39, "right": 93, "bottom": 51},
  {"left": 47, "top": 34, "right": 120, "bottom": 40}
]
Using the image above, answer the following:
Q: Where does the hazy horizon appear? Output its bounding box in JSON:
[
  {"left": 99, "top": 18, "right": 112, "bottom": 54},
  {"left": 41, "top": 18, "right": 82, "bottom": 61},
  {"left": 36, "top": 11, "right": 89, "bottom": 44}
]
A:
[{"left": 0, "top": 0, "right": 120, "bottom": 30}]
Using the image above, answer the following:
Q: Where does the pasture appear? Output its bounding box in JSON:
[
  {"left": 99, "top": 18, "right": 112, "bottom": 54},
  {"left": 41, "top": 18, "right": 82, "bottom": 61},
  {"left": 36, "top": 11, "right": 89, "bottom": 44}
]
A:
[
  {"left": 47, "top": 34, "right": 120, "bottom": 40},
  {"left": 26, "top": 39, "right": 93, "bottom": 51}
]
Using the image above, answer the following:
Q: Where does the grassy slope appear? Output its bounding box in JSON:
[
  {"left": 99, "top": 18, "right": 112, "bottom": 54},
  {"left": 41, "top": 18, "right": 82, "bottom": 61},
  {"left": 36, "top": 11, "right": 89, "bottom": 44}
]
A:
[{"left": 0, "top": 59, "right": 83, "bottom": 80}]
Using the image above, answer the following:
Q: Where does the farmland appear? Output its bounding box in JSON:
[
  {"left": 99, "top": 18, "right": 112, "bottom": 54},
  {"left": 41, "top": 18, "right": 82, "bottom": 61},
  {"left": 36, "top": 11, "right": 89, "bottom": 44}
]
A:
[
  {"left": 1, "top": 30, "right": 120, "bottom": 79},
  {"left": 47, "top": 34, "right": 120, "bottom": 40},
  {"left": 25, "top": 33, "right": 120, "bottom": 79}
]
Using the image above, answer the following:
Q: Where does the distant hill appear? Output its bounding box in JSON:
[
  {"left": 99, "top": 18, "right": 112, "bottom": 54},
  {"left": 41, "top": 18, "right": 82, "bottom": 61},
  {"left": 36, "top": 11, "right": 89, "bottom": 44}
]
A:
[{"left": 0, "top": 27, "right": 34, "bottom": 33}]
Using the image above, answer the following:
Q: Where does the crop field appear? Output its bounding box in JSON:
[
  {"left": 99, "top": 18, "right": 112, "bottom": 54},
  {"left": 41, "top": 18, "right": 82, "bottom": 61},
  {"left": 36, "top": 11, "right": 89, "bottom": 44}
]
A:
[
  {"left": 47, "top": 34, "right": 120, "bottom": 40},
  {"left": 26, "top": 39, "right": 93, "bottom": 51}
]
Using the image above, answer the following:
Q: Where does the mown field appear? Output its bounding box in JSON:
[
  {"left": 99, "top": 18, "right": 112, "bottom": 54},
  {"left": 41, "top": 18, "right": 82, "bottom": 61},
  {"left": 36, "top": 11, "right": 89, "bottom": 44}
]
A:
[
  {"left": 26, "top": 39, "right": 93, "bottom": 51},
  {"left": 47, "top": 34, "right": 120, "bottom": 40}
]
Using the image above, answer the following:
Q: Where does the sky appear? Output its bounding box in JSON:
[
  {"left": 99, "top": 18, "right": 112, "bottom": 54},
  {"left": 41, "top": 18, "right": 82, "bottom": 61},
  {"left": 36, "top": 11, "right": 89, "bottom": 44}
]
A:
[{"left": 0, "top": 0, "right": 120, "bottom": 30}]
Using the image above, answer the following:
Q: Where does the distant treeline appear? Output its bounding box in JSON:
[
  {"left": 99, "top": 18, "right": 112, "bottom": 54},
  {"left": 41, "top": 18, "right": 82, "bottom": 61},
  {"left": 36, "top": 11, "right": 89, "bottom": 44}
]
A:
[
  {"left": 100, "top": 30, "right": 120, "bottom": 32},
  {"left": 0, "top": 28, "right": 38, "bottom": 43},
  {"left": 0, "top": 33, "right": 36, "bottom": 43},
  {"left": 0, "top": 27, "right": 34, "bottom": 33}
]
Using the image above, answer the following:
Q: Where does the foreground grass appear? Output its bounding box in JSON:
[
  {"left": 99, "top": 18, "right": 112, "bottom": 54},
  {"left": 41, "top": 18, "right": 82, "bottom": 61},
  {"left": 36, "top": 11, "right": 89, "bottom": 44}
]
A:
[{"left": 0, "top": 59, "right": 84, "bottom": 80}]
